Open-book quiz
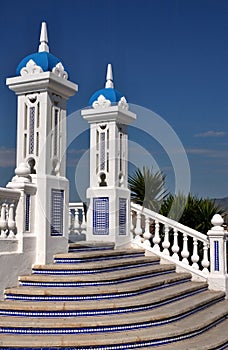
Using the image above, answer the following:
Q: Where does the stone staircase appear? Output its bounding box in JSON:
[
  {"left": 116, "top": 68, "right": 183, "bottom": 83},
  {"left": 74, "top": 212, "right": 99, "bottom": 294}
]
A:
[{"left": 0, "top": 242, "right": 228, "bottom": 349}]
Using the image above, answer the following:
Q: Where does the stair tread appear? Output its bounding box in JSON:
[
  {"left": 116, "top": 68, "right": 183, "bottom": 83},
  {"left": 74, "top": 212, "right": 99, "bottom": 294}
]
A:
[
  {"left": 5, "top": 272, "right": 192, "bottom": 296},
  {"left": 69, "top": 241, "right": 115, "bottom": 249},
  {"left": 32, "top": 256, "right": 159, "bottom": 270},
  {"left": 0, "top": 289, "right": 223, "bottom": 312},
  {"left": 54, "top": 248, "right": 145, "bottom": 259},
  {"left": 0, "top": 301, "right": 227, "bottom": 346},
  {"left": 0, "top": 290, "right": 225, "bottom": 326},
  {"left": 19, "top": 264, "right": 175, "bottom": 282},
  {"left": 132, "top": 318, "right": 228, "bottom": 350}
]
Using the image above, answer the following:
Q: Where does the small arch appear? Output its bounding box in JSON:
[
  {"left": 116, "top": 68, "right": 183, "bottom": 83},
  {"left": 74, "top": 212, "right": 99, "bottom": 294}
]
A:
[
  {"left": 29, "top": 96, "right": 37, "bottom": 104},
  {"left": 27, "top": 157, "right": 36, "bottom": 174},
  {"left": 52, "top": 158, "right": 60, "bottom": 176},
  {"left": 99, "top": 172, "right": 107, "bottom": 187}
]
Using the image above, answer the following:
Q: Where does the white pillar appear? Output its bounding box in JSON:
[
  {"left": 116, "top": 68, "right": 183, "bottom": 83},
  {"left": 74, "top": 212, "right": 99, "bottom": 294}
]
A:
[
  {"left": 208, "top": 214, "right": 228, "bottom": 297},
  {"left": 82, "top": 65, "right": 136, "bottom": 248}
]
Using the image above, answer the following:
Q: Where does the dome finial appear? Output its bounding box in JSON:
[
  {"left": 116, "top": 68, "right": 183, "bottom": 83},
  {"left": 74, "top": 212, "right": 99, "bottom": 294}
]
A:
[
  {"left": 105, "top": 63, "right": 114, "bottom": 88},
  {"left": 38, "top": 22, "right": 49, "bottom": 53}
]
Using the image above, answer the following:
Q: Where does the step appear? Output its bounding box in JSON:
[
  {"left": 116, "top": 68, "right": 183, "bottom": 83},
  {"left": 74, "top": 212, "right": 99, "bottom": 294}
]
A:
[
  {"left": 68, "top": 241, "right": 115, "bottom": 252},
  {"left": 154, "top": 318, "right": 228, "bottom": 350},
  {"left": 0, "top": 300, "right": 227, "bottom": 348},
  {"left": 0, "top": 290, "right": 224, "bottom": 332},
  {"left": 0, "top": 288, "right": 223, "bottom": 318},
  {"left": 32, "top": 255, "right": 160, "bottom": 275},
  {"left": 54, "top": 248, "right": 145, "bottom": 263},
  {"left": 5, "top": 272, "right": 192, "bottom": 301},
  {"left": 18, "top": 264, "right": 176, "bottom": 287}
]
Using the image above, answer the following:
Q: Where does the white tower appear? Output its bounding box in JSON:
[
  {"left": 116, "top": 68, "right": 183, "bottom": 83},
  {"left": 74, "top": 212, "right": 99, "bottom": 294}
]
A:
[
  {"left": 6, "top": 22, "right": 78, "bottom": 263},
  {"left": 82, "top": 64, "right": 136, "bottom": 247}
]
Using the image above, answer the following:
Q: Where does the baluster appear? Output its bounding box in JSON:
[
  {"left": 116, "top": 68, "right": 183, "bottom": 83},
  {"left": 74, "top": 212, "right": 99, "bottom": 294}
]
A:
[
  {"left": 0, "top": 203, "right": 8, "bottom": 238},
  {"left": 134, "top": 211, "right": 142, "bottom": 243},
  {"left": 201, "top": 241, "right": 210, "bottom": 274},
  {"left": 8, "top": 203, "right": 16, "bottom": 238},
  {"left": 81, "top": 210, "right": 87, "bottom": 235},
  {"left": 153, "top": 219, "right": 161, "bottom": 252},
  {"left": 181, "top": 232, "right": 189, "bottom": 264},
  {"left": 191, "top": 237, "right": 199, "bottom": 269},
  {"left": 143, "top": 215, "right": 152, "bottom": 247},
  {"left": 131, "top": 210, "right": 135, "bottom": 234},
  {"left": 162, "top": 224, "right": 170, "bottom": 256},
  {"left": 69, "top": 209, "right": 73, "bottom": 233},
  {"left": 74, "top": 208, "right": 81, "bottom": 234},
  {"left": 171, "top": 228, "right": 179, "bottom": 260}
]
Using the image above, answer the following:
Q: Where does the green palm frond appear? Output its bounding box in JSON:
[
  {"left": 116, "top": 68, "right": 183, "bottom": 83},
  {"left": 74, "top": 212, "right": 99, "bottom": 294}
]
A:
[{"left": 128, "top": 166, "right": 168, "bottom": 211}]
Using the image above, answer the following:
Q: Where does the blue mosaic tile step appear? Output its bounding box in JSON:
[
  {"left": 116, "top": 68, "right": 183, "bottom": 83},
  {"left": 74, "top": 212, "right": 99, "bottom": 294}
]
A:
[
  {"left": 32, "top": 261, "right": 159, "bottom": 275},
  {"left": 19, "top": 270, "right": 175, "bottom": 288},
  {"left": 0, "top": 301, "right": 221, "bottom": 334},
  {"left": 5, "top": 278, "right": 193, "bottom": 302},
  {"left": 54, "top": 253, "right": 145, "bottom": 264},
  {"left": 69, "top": 246, "right": 114, "bottom": 252},
  {"left": 0, "top": 318, "right": 226, "bottom": 349},
  {"left": 68, "top": 242, "right": 115, "bottom": 253},
  {"left": 0, "top": 288, "right": 216, "bottom": 318}
]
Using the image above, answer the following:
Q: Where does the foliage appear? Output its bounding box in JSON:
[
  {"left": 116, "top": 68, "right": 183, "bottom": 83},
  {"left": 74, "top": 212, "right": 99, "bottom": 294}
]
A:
[
  {"left": 160, "top": 193, "right": 224, "bottom": 234},
  {"left": 128, "top": 166, "right": 168, "bottom": 211}
]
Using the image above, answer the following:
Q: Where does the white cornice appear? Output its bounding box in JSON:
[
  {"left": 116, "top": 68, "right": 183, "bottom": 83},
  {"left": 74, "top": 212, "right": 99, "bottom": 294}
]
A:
[
  {"left": 81, "top": 105, "right": 136, "bottom": 125},
  {"left": 6, "top": 72, "right": 78, "bottom": 99}
]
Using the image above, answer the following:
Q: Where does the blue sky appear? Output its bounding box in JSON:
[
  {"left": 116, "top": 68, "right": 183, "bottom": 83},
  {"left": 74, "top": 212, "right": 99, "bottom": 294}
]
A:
[{"left": 0, "top": 0, "right": 228, "bottom": 201}]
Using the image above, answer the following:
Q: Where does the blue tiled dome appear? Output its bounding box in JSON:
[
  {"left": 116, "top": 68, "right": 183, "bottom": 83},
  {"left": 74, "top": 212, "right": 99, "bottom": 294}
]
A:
[
  {"left": 16, "top": 52, "right": 62, "bottom": 76},
  {"left": 89, "top": 87, "right": 124, "bottom": 106}
]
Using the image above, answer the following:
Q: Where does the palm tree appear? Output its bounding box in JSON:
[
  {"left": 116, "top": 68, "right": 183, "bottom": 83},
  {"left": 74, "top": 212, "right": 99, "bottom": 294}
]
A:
[
  {"left": 128, "top": 166, "right": 168, "bottom": 211},
  {"left": 160, "top": 194, "right": 224, "bottom": 234}
]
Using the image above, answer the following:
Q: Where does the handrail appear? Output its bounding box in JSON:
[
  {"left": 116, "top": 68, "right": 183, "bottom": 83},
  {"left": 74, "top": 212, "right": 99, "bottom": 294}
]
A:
[
  {"left": 0, "top": 188, "right": 21, "bottom": 202},
  {"left": 130, "top": 202, "right": 210, "bottom": 279},
  {"left": 131, "top": 202, "right": 208, "bottom": 243}
]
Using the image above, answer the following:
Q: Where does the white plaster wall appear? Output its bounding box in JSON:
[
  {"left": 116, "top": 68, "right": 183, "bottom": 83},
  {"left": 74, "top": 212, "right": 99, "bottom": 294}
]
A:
[{"left": 0, "top": 235, "right": 36, "bottom": 299}]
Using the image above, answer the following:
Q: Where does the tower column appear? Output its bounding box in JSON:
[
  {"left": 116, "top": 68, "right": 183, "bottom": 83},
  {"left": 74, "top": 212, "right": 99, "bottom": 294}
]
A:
[
  {"left": 6, "top": 22, "right": 78, "bottom": 263},
  {"left": 82, "top": 65, "right": 136, "bottom": 247}
]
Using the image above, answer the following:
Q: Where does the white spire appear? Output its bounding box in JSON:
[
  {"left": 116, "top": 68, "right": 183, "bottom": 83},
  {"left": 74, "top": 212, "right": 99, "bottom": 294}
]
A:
[
  {"left": 105, "top": 63, "right": 114, "bottom": 88},
  {"left": 38, "top": 22, "right": 49, "bottom": 53}
]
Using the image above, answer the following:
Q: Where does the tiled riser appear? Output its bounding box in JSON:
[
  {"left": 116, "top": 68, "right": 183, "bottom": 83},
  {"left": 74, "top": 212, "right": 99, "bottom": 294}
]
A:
[
  {"left": 32, "top": 262, "right": 159, "bottom": 275},
  {"left": 0, "top": 299, "right": 221, "bottom": 334},
  {"left": 5, "top": 278, "right": 193, "bottom": 301},
  {"left": 54, "top": 253, "right": 145, "bottom": 264},
  {"left": 69, "top": 247, "right": 114, "bottom": 252},
  {"left": 0, "top": 319, "right": 226, "bottom": 349},
  {"left": 19, "top": 270, "right": 175, "bottom": 288},
  {"left": 0, "top": 289, "right": 220, "bottom": 318}
]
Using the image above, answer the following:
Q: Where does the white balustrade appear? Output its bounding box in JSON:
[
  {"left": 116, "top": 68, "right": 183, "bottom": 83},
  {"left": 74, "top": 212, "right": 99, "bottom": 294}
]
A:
[
  {"left": 0, "top": 188, "right": 20, "bottom": 239},
  {"left": 69, "top": 202, "right": 87, "bottom": 235},
  {"left": 131, "top": 202, "right": 210, "bottom": 277}
]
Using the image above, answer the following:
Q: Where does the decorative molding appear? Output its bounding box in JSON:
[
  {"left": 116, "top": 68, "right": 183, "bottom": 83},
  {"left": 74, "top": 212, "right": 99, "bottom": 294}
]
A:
[
  {"left": 52, "top": 62, "right": 68, "bottom": 80},
  {"left": 92, "top": 95, "right": 111, "bottom": 109},
  {"left": 20, "top": 59, "right": 43, "bottom": 76},
  {"left": 118, "top": 96, "right": 129, "bottom": 110},
  {"left": 26, "top": 93, "right": 39, "bottom": 105}
]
